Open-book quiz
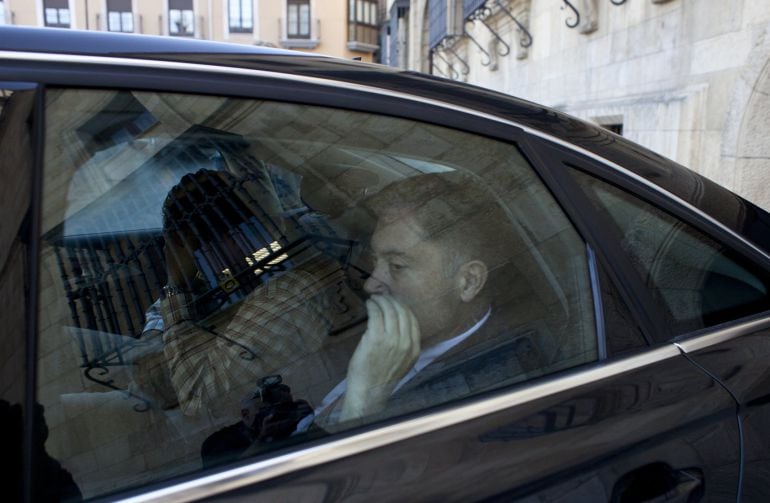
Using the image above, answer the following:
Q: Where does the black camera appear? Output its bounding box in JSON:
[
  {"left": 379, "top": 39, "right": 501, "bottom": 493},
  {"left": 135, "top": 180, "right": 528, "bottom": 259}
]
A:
[{"left": 251, "top": 375, "right": 312, "bottom": 443}]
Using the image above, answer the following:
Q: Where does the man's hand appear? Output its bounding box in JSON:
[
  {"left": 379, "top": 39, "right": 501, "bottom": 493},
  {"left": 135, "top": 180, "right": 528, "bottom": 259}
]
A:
[{"left": 340, "top": 294, "right": 420, "bottom": 421}]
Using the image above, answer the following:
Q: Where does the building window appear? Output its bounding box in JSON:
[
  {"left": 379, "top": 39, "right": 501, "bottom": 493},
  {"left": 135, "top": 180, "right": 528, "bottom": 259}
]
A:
[
  {"left": 287, "top": 0, "right": 310, "bottom": 39},
  {"left": 602, "top": 123, "right": 623, "bottom": 136},
  {"left": 169, "top": 0, "right": 194, "bottom": 36},
  {"left": 463, "top": 0, "right": 486, "bottom": 18},
  {"left": 594, "top": 115, "right": 624, "bottom": 136},
  {"left": 349, "top": 0, "right": 377, "bottom": 25},
  {"left": 427, "top": 0, "right": 446, "bottom": 49},
  {"left": 107, "top": 0, "right": 133, "bottom": 32},
  {"left": 229, "top": 0, "right": 253, "bottom": 33},
  {"left": 44, "top": 0, "right": 71, "bottom": 28},
  {"left": 348, "top": 0, "right": 379, "bottom": 50}
]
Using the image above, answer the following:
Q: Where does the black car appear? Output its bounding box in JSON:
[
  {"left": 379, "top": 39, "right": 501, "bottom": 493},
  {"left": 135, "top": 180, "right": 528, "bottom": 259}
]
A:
[{"left": 2, "top": 25, "right": 770, "bottom": 502}]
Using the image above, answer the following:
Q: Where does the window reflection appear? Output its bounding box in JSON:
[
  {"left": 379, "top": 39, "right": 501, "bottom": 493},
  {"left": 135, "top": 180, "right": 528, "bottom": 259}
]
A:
[
  {"left": 572, "top": 169, "right": 770, "bottom": 335},
  {"left": 39, "top": 89, "right": 596, "bottom": 497}
]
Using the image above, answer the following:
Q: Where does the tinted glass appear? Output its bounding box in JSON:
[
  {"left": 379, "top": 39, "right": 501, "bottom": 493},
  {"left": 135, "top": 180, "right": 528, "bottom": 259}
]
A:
[
  {"left": 596, "top": 262, "right": 647, "bottom": 355},
  {"left": 572, "top": 168, "right": 770, "bottom": 335},
  {"left": 37, "top": 88, "right": 596, "bottom": 497}
]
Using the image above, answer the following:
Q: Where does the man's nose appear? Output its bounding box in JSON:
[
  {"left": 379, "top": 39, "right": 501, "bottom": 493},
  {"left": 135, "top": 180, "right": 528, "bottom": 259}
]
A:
[{"left": 363, "top": 273, "right": 388, "bottom": 295}]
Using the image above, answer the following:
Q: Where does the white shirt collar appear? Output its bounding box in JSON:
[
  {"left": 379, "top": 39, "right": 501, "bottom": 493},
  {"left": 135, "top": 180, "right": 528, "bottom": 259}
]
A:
[{"left": 392, "top": 307, "right": 491, "bottom": 393}]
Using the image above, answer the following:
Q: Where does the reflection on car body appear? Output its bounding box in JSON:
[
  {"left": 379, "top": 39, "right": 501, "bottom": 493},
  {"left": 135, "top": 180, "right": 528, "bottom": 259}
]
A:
[{"left": 2, "top": 25, "right": 770, "bottom": 503}]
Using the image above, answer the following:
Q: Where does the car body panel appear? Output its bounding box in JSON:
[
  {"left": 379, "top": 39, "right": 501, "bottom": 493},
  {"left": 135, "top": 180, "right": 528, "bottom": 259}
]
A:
[{"left": 676, "top": 322, "right": 770, "bottom": 500}]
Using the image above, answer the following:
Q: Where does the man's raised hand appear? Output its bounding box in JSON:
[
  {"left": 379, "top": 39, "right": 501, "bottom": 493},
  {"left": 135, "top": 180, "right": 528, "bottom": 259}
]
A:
[{"left": 341, "top": 294, "right": 420, "bottom": 420}]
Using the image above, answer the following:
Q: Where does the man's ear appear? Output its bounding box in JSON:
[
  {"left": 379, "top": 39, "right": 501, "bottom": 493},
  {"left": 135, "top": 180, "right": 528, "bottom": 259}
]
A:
[{"left": 456, "top": 260, "right": 488, "bottom": 302}]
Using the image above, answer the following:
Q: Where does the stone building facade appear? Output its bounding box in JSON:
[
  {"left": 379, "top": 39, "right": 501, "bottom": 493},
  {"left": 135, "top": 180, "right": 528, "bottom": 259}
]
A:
[
  {"left": 382, "top": 0, "right": 770, "bottom": 209},
  {"left": 0, "top": 0, "right": 382, "bottom": 61}
]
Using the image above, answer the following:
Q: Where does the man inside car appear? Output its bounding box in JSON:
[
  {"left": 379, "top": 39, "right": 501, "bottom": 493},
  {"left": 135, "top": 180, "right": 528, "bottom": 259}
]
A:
[{"left": 302, "top": 171, "right": 532, "bottom": 427}]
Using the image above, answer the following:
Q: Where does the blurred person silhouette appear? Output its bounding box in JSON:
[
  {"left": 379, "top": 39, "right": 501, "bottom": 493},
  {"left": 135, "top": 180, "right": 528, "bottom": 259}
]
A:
[
  {"left": 1, "top": 399, "right": 82, "bottom": 502},
  {"left": 145, "top": 167, "right": 369, "bottom": 423}
]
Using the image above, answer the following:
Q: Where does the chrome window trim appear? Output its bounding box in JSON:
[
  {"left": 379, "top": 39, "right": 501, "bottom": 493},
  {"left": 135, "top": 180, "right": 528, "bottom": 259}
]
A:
[
  {"left": 586, "top": 244, "right": 607, "bottom": 360},
  {"left": 118, "top": 343, "right": 681, "bottom": 503},
  {"left": 676, "top": 313, "right": 770, "bottom": 354},
  {"left": 3, "top": 51, "right": 767, "bottom": 266}
]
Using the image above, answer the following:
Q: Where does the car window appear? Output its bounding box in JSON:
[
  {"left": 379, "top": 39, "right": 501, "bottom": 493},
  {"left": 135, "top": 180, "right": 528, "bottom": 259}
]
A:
[
  {"left": 571, "top": 168, "right": 770, "bottom": 336},
  {"left": 595, "top": 260, "right": 648, "bottom": 356},
  {"left": 37, "top": 88, "right": 597, "bottom": 498}
]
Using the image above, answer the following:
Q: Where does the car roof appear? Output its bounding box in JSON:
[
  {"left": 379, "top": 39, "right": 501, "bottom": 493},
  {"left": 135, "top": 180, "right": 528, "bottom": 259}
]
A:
[{"left": 0, "top": 25, "right": 307, "bottom": 57}]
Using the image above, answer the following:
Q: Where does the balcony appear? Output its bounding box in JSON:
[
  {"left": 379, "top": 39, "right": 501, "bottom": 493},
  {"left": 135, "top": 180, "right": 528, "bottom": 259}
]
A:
[{"left": 347, "top": 22, "right": 379, "bottom": 53}]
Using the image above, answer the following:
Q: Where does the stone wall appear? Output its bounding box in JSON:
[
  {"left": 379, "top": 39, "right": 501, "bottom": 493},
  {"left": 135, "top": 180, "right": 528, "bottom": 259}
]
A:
[{"left": 407, "top": 0, "right": 770, "bottom": 210}]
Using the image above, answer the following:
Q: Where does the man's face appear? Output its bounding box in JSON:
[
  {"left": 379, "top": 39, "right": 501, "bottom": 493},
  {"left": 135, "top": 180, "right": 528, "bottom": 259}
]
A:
[{"left": 363, "top": 213, "right": 463, "bottom": 341}]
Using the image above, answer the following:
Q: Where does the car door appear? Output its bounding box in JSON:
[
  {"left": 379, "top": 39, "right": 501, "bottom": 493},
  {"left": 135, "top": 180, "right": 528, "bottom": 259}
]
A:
[
  {"left": 3, "top": 52, "right": 750, "bottom": 502},
  {"left": 532, "top": 138, "right": 770, "bottom": 501}
]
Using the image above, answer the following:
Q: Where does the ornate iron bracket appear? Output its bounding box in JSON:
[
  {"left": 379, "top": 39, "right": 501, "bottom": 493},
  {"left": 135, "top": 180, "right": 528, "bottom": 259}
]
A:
[
  {"left": 610, "top": 0, "right": 627, "bottom": 4},
  {"left": 466, "top": 5, "right": 512, "bottom": 58},
  {"left": 561, "top": 0, "right": 580, "bottom": 28},
  {"left": 204, "top": 326, "right": 257, "bottom": 361},
  {"left": 493, "top": 0, "right": 533, "bottom": 48},
  {"left": 440, "top": 36, "right": 471, "bottom": 76},
  {"left": 431, "top": 48, "right": 460, "bottom": 80},
  {"left": 463, "top": 21, "right": 493, "bottom": 66},
  {"left": 431, "top": 60, "right": 450, "bottom": 78},
  {"left": 84, "top": 365, "right": 151, "bottom": 412}
]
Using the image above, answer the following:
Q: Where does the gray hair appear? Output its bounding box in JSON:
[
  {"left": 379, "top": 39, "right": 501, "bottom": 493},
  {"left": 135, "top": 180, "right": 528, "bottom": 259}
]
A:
[{"left": 364, "top": 171, "right": 515, "bottom": 278}]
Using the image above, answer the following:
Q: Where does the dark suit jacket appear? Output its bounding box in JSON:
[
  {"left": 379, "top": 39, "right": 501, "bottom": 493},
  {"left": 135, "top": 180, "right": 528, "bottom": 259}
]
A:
[
  {"left": 384, "top": 310, "right": 551, "bottom": 417},
  {"left": 282, "top": 304, "right": 573, "bottom": 438}
]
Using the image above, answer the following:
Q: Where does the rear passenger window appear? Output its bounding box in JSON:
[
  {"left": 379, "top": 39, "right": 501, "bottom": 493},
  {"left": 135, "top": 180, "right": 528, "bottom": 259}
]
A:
[
  {"left": 595, "top": 260, "right": 648, "bottom": 356},
  {"left": 571, "top": 169, "right": 770, "bottom": 335},
  {"left": 37, "top": 88, "right": 597, "bottom": 497}
]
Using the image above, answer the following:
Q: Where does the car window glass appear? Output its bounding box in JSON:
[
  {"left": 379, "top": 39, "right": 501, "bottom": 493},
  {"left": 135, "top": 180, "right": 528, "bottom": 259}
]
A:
[
  {"left": 37, "top": 88, "right": 596, "bottom": 498},
  {"left": 596, "top": 261, "right": 648, "bottom": 356},
  {"left": 571, "top": 168, "right": 770, "bottom": 336}
]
